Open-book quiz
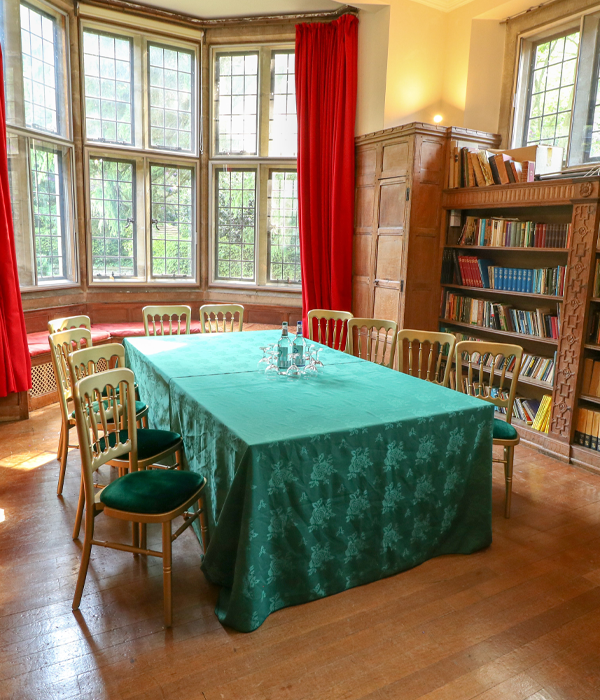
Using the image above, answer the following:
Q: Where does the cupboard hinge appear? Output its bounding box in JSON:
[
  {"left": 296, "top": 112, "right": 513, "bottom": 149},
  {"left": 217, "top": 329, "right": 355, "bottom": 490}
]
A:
[
  {"left": 406, "top": 187, "right": 410, "bottom": 201},
  {"left": 400, "top": 280, "right": 404, "bottom": 293}
]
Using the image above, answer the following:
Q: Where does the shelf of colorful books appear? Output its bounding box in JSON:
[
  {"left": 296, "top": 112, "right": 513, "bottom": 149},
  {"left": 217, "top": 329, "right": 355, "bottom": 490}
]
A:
[
  {"left": 445, "top": 245, "right": 569, "bottom": 253},
  {"left": 441, "top": 283, "right": 563, "bottom": 301},
  {"left": 440, "top": 318, "right": 559, "bottom": 346},
  {"left": 457, "top": 361, "right": 553, "bottom": 391},
  {"left": 493, "top": 411, "right": 555, "bottom": 448}
]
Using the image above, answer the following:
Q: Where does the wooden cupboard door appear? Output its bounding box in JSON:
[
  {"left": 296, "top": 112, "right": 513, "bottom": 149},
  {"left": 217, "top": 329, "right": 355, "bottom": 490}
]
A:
[
  {"left": 353, "top": 145, "right": 377, "bottom": 318},
  {"left": 380, "top": 138, "right": 411, "bottom": 179},
  {"left": 373, "top": 176, "right": 408, "bottom": 326}
]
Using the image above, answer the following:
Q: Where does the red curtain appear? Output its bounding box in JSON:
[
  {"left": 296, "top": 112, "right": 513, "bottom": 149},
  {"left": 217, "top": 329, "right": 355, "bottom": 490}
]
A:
[
  {"left": 0, "top": 47, "right": 31, "bottom": 397},
  {"left": 295, "top": 14, "right": 358, "bottom": 332}
]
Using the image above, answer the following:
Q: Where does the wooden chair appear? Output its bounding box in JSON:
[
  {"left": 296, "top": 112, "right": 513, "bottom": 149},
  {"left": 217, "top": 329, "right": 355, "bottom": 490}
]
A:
[
  {"left": 142, "top": 306, "right": 192, "bottom": 336},
  {"left": 68, "top": 343, "right": 150, "bottom": 538},
  {"left": 455, "top": 340, "right": 524, "bottom": 518},
  {"left": 199, "top": 304, "right": 244, "bottom": 333},
  {"left": 346, "top": 318, "right": 398, "bottom": 368},
  {"left": 48, "top": 315, "right": 91, "bottom": 334},
  {"left": 397, "top": 330, "right": 456, "bottom": 387},
  {"left": 71, "top": 367, "right": 208, "bottom": 627},
  {"left": 307, "top": 309, "right": 353, "bottom": 351},
  {"left": 49, "top": 328, "right": 94, "bottom": 496}
]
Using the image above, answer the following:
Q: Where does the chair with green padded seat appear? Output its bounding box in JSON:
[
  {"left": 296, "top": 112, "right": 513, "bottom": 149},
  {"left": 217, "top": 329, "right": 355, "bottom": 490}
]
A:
[
  {"left": 71, "top": 367, "right": 208, "bottom": 627},
  {"left": 455, "top": 340, "right": 523, "bottom": 518},
  {"left": 143, "top": 305, "right": 192, "bottom": 336},
  {"left": 199, "top": 304, "right": 244, "bottom": 333},
  {"left": 68, "top": 343, "right": 151, "bottom": 539},
  {"left": 48, "top": 315, "right": 91, "bottom": 334}
]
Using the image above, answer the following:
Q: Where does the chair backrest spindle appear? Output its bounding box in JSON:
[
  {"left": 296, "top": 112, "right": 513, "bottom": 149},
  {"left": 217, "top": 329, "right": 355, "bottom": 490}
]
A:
[{"left": 397, "top": 330, "right": 456, "bottom": 387}]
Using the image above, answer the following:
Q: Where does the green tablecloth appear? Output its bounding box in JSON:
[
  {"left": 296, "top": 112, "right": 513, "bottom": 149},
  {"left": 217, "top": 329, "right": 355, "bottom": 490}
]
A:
[{"left": 125, "top": 331, "right": 494, "bottom": 632}]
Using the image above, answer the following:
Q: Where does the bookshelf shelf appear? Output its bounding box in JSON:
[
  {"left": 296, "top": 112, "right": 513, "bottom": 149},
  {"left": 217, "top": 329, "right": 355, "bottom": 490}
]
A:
[
  {"left": 442, "top": 283, "right": 563, "bottom": 301},
  {"left": 439, "top": 318, "right": 559, "bottom": 346},
  {"left": 459, "top": 361, "right": 554, "bottom": 391},
  {"left": 445, "top": 245, "right": 568, "bottom": 253},
  {"left": 438, "top": 174, "right": 600, "bottom": 471}
]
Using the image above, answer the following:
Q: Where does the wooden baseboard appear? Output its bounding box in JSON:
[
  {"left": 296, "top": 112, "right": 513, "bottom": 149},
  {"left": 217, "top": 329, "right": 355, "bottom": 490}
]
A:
[{"left": 0, "top": 391, "right": 29, "bottom": 422}]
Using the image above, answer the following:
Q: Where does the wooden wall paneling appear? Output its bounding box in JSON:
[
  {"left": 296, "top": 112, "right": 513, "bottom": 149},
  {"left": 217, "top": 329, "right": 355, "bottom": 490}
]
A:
[{"left": 0, "top": 392, "right": 29, "bottom": 422}]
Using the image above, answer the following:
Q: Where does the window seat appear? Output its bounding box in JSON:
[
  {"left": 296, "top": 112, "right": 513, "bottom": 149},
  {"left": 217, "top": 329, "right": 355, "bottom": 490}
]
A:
[{"left": 27, "top": 322, "right": 279, "bottom": 412}]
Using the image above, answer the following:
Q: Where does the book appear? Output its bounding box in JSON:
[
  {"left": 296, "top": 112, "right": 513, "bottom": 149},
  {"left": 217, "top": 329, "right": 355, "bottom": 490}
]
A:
[
  {"left": 493, "top": 153, "right": 512, "bottom": 185},
  {"left": 455, "top": 217, "right": 570, "bottom": 249}
]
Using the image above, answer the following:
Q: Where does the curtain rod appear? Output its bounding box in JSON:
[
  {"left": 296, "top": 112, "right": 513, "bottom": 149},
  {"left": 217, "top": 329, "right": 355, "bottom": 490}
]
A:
[
  {"left": 500, "top": 0, "right": 561, "bottom": 24},
  {"left": 76, "top": 0, "right": 359, "bottom": 29}
]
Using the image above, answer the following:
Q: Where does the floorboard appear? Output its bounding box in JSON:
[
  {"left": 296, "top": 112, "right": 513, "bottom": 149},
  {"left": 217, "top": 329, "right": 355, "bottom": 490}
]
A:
[{"left": 1, "top": 404, "right": 600, "bottom": 699}]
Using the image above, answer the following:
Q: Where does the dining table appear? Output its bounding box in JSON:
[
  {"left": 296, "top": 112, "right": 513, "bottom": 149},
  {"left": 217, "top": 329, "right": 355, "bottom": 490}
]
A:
[{"left": 124, "top": 329, "right": 494, "bottom": 632}]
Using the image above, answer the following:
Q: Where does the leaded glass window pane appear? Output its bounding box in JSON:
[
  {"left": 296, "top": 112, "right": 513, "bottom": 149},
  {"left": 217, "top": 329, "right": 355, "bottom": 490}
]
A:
[
  {"left": 214, "top": 52, "right": 259, "bottom": 155},
  {"left": 268, "top": 170, "right": 299, "bottom": 283},
  {"left": 83, "top": 29, "right": 133, "bottom": 144},
  {"left": 89, "top": 156, "right": 135, "bottom": 279},
  {"left": 269, "top": 51, "right": 296, "bottom": 157},
  {"left": 524, "top": 31, "right": 580, "bottom": 151},
  {"left": 148, "top": 43, "right": 194, "bottom": 152},
  {"left": 215, "top": 169, "right": 256, "bottom": 280},
  {"left": 150, "top": 164, "right": 194, "bottom": 278},
  {"left": 30, "top": 141, "right": 64, "bottom": 280},
  {"left": 20, "top": 3, "right": 58, "bottom": 133}
]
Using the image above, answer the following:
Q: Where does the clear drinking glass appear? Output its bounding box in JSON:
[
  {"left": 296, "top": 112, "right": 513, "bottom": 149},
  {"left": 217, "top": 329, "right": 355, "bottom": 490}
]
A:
[
  {"left": 286, "top": 352, "right": 303, "bottom": 377},
  {"left": 258, "top": 345, "right": 272, "bottom": 367}
]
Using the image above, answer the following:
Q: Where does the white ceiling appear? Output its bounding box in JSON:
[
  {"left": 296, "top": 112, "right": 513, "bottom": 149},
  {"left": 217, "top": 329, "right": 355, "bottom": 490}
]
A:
[{"left": 135, "top": 0, "right": 344, "bottom": 19}]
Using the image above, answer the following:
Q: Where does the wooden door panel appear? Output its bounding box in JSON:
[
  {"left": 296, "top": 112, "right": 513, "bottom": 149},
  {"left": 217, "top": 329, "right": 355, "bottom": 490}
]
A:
[
  {"left": 381, "top": 140, "right": 410, "bottom": 179},
  {"left": 356, "top": 146, "right": 377, "bottom": 187},
  {"left": 417, "top": 138, "right": 444, "bottom": 185},
  {"left": 353, "top": 233, "right": 372, "bottom": 277},
  {"left": 355, "top": 185, "right": 375, "bottom": 229},
  {"left": 375, "top": 235, "right": 403, "bottom": 283},
  {"left": 378, "top": 179, "right": 407, "bottom": 232},
  {"left": 373, "top": 285, "right": 401, "bottom": 325},
  {"left": 353, "top": 278, "right": 373, "bottom": 318}
]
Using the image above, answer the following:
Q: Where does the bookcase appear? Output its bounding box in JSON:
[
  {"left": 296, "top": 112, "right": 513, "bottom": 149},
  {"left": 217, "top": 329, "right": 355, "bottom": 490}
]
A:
[{"left": 438, "top": 178, "right": 600, "bottom": 473}]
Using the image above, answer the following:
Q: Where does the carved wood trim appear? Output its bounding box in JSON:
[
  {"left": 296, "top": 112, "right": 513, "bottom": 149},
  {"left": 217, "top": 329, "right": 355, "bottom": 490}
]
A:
[
  {"left": 550, "top": 203, "right": 599, "bottom": 442},
  {"left": 442, "top": 179, "right": 600, "bottom": 209}
]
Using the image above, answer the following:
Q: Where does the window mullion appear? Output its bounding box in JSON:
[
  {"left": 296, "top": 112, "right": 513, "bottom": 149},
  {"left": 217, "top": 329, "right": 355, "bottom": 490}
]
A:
[
  {"left": 259, "top": 47, "right": 270, "bottom": 158},
  {"left": 257, "top": 163, "right": 268, "bottom": 286}
]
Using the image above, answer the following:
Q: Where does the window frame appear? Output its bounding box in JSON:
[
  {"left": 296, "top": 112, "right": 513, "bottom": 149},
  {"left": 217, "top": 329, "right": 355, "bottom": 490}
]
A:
[
  {"left": 508, "top": 6, "right": 600, "bottom": 169},
  {"left": 209, "top": 42, "right": 300, "bottom": 292},
  {"left": 3, "top": 0, "right": 78, "bottom": 290},
  {"left": 80, "top": 19, "right": 201, "bottom": 287}
]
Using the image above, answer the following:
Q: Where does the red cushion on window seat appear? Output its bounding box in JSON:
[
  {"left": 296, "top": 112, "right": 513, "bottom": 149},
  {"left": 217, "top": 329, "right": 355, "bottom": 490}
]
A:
[
  {"left": 27, "top": 329, "right": 112, "bottom": 358},
  {"left": 93, "top": 321, "right": 203, "bottom": 337}
]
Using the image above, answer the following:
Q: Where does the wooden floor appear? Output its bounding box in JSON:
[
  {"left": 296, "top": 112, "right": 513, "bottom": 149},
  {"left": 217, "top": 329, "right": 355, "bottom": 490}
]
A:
[{"left": 2, "top": 408, "right": 600, "bottom": 700}]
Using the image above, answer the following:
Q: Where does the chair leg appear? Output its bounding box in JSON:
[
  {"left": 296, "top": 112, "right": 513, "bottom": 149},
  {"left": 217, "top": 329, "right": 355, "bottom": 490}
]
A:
[
  {"left": 198, "top": 496, "right": 209, "bottom": 555},
  {"left": 73, "top": 514, "right": 94, "bottom": 611},
  {"left": 143, "top": 415, "right": 148, "bottom": 429},
  {"left": 176, "top": 449, "right": 183, "bottom": 470},
  {"left": 139, "top": 522, "right": 147, "bottom": 550},
  {"left": 132, "top": 521, "right": 139, "bottom": 553},
  {"left": 72, "top": 475, "right": 85, "bottom": 540},
  {"left": 57, "top": 424, "right": 64, "bottom": 460},
  {"left": 504, "top": 445, "right": 514, "bottom": 519},
  {"left": 162, "top": 520, "right": 173, "bottom": 627},
  {"left": 57, "top": 423, "right": 70, "bottom": 496}
]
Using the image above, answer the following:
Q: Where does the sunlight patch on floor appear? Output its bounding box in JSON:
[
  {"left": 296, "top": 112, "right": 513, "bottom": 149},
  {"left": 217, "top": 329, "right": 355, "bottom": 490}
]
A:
[
  {"left": 0, "top": 449, "right": 59, "bottom": 471},
  {"left": 0, "top": 509, "right": 4, "bottom": 522}
]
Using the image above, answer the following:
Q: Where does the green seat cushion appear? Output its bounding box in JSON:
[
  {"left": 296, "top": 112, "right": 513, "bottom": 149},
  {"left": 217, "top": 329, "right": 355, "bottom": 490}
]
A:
[
  {"left": 98, "top": 428, "right": 181, "bottom": 461},
  {"left": 100, "top": 469, "right": 204, "bottom": 514},
  {"left": 493, "top": 418, "right": 519, "bottom": 441},
  {"left": 71, "top": 400, "right": 147, "bottom": 420}
]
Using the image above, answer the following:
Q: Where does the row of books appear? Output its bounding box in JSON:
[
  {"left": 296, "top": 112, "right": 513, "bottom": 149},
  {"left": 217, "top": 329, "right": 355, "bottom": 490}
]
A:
[
  {"left": 441, "top": 251, "right": 565, "bottom": 296},
  {"left": 439, "top": 329, "right": 556, "bottom": 386},
  {"left": 450, "top": 147, "right": 535, "bottom": 188},
  {"left": 581, "top": 358, "right": 600, "bottom": 398},
  {"left": 485, "top": 386, "right": 551, "bottom": 430},
  {"left": 574, "top": 408, "right": 600, "bottom": 449},
  {"left": 442, "top": 292, "right": 560, "bottom": 339},
  {"left": 459, "top": 217, "right": 571, "bottom": 249}
]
